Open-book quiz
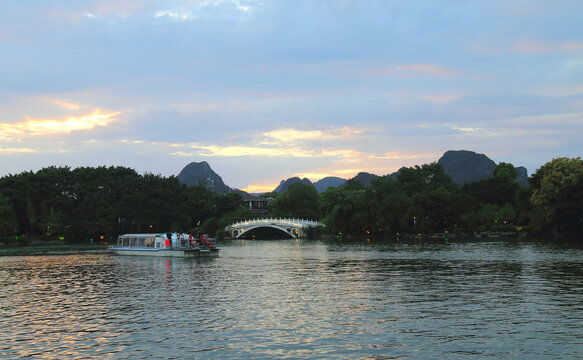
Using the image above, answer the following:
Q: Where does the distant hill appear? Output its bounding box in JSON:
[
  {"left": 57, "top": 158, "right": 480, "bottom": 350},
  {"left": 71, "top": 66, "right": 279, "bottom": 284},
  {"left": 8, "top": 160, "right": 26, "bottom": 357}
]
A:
[
  {"left": 342, "top": 172, "right": 379, "bottom": 188},
  {"left": 274, "top": 177, "right": 313, "bottom": 194},
  {"left": 178, "top": 150, "right": 529, "bottom": 196},
  {"left": 437, "top": 150, "right": 495, "bottom": 185},
  {"left": 177, "top": 161, "right": 232, "bottom": 194},
  {"left": 273, "top": 173, "right": 379, "bottom": 194},
  {"left": 437, "top": 150, "right": 528, "bottom": 186},
  {"left": 515, "top": 166, "right": 529, "bottom": 186},
  {"left": 313, "top": 177, "right": 347, "bottom": 193}
]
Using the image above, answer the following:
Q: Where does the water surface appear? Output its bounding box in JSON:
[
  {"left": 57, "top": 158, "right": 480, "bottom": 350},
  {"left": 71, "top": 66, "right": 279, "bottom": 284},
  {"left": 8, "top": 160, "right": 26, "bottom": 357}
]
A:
[{"left": 1, "top": 238, "right": 582, "bottom": 359}]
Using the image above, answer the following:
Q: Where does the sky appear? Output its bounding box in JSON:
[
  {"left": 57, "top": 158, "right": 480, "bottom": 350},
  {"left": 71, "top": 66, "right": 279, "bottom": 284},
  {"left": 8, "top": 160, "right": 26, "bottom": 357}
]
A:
[{"left": 1, "top": 0, "right": 582, "bottom": 193}]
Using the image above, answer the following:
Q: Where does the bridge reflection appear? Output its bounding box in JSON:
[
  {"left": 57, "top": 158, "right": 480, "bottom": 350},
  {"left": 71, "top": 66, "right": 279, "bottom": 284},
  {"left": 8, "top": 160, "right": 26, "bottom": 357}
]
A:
[{"left": 225, "top": 218, "right": 325, "bottom": 239}]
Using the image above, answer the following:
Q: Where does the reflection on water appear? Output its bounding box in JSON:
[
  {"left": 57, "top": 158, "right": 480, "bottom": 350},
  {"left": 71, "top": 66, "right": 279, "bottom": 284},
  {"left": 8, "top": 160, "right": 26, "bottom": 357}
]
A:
[{"left": 1, "top": 239, "right": 582, "bottom": 359}]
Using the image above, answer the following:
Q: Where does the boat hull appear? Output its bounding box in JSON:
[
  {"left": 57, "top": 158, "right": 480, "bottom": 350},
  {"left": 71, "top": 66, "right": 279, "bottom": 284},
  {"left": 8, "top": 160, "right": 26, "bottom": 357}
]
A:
[{"left": 110, "top": 248, "right": 219, "bottom": 258}]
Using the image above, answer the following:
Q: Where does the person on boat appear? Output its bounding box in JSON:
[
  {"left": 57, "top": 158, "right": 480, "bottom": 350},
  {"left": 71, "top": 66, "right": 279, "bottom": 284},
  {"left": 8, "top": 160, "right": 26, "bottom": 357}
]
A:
[
  {"left": 165, "top": 233, "right": 171, "bottom": 248},
  {"left": 178, "top": 233, "right": 185, "bottom": 247},
  {"left": 188, "top": 234, "right": 193, "bottom": 248}
]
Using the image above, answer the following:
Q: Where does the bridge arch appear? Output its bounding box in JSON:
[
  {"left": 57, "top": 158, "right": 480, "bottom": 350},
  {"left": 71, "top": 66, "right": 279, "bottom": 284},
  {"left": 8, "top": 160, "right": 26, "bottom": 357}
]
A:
[
  {"left": 232, "top": 224, "right": 297, "bottom": 239},
  {"left": 225, "top": 218, "right": 324, "bottom": 239}
]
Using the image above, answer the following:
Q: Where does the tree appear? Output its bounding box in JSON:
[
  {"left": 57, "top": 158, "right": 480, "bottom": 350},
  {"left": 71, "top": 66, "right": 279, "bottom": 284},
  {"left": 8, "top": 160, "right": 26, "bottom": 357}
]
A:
[
  {"left": 368, "top": 176, "right": 411, "bottom": 234},
  {"left": 186, "top": 185, "right": 218, "bottom": 227},
  {"left": 397, "top": 162, "right": 457, "bottom": 196},
  {"left": 493, "top": 162, "right": 518, "bottom": 183},
  {"left": 461, "top": 203, "right": 516, "bottom": 232},
  {"left": 320, "top": 186, "right": 368, "bottom": 235},
  {"left": 342, "top": 179, "right": 365, "bottom": 191},
  {"left": 0, "top": 171, "right": 37, "bottom": 236},
  {"left": 260, "top": 191, "right": 279, "bottom": 199},
  {"left": 0, "top": 193, "right": 16, "bottom": 236},
  {"left": 462, "top": 177, "right": 519, "bottom": 206},
  {"left": 269, "top": 183, "right": 320, "bottom": 219},
  {"left": 530, "top": 157, "right": 583, "bottom": 233}
]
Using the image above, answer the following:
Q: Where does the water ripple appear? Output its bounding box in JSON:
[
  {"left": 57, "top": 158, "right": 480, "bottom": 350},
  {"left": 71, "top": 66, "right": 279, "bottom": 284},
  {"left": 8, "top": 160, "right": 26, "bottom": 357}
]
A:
[{"left": 1, "top": 239, "right": 583, "bottom": 359}]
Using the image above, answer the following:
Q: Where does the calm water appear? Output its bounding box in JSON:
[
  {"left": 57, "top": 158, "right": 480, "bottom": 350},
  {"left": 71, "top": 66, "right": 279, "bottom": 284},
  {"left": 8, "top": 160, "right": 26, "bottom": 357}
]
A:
[{"left": 1, "top": 238, "right": 582, "bottom": 359}]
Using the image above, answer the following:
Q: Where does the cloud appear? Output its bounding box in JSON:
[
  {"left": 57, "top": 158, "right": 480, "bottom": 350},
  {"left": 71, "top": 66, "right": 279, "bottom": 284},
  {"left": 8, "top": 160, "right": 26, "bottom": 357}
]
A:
[
  {"left": 173, "top": 144, "right": 316, "bottom": 158},
  {"left": 501, "top": 112, "right": 583, "bottom": 127},
  {"left": 449, "top": 125, "right": 483, "bottom": 134},
  {"left": 45, "top": 99, "right": 82, "bottom": 110},
  {"left": 421, "top": 93, "right": 465, "bottom": 104},
  {"left": 240, "top": 183, "right": 277, "bottom": 193},
  {"left": 0, "top": 147, "right": 42, "bottom": 154},
  {"left": 367, "top": 64, "right": 458, "bottom": 78},
  {"left": 261, "top": 126, "right": 366, "bottom": 144},
  {"left": 443, "top": 112, "right": 583, "bottom": 141},
  {"left": 164, "top": 126, "right": 371, "bottom": 161},
  {"left": 370, "top": 151, "right": 442, "bottom": 160},
  {"left": 0, "top": 147, "right": 70, "bottom": 154},
  {"left": 155, "top": 10, "right": 197, "bottom": 20},
  {"left": 261, "top": 129, "right": 324, "bottom": 144},
  {"left": 473, "top": 40, "right": 583, "bottom": 55},
  {"left": 154, "top": 0, "right": 257, "bottom": 21},
  {"left": 0, "top": 99, "right": 121, "bottom": 140},
  {"left": 87, "top": 0, "right": 148, "bottom": 17}
]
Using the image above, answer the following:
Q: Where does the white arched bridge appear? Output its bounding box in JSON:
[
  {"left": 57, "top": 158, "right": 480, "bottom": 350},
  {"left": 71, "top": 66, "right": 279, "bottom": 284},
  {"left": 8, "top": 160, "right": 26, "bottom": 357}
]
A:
[{"left": 225, "top": 218, "right": 325, "bottom": 239}]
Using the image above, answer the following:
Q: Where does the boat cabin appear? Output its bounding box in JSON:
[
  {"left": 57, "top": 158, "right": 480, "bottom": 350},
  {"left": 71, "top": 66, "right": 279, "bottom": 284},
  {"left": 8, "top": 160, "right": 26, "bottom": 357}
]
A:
[
  {"left": 116, "top": 233, "right": 167, "bottom": 249},
  {"left": 116, "top": 233, "right": 214, "bottom": 250}
]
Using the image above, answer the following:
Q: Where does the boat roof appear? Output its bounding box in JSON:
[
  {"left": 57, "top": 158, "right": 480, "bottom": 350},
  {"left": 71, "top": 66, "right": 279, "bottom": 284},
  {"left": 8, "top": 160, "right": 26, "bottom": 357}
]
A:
[{"left": 119, "top": 233, "right": 166, "bottom": 237}]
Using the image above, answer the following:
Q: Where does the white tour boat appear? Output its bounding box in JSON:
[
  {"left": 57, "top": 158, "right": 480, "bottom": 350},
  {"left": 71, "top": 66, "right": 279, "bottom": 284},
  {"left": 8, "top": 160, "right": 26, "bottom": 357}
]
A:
[{"left": 110, "top": 232, "right": 220, "bottom": 257}]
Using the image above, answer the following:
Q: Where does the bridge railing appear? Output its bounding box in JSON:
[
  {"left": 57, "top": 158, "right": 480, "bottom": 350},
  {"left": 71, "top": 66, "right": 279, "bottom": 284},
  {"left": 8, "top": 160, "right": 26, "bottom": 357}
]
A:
[{"left": 226, "top": 218, "right": 324, "bottom": 229}]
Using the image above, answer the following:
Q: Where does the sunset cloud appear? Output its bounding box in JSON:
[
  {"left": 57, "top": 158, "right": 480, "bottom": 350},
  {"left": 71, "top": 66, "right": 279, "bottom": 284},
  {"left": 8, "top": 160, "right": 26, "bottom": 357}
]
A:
[
  {"left": 240, "top": 183, "right": 278, "bottom": 193},
  {"left": 370, "top": 152, "right": 442, "bottom": 160},
  {"left": 0, "top": 109, "right": 121, "bottom": 139},
  {"left": 261, "top": 129, "right": 323, "bottom": 144},
  {"left": 261, "top": 127, "right": 365, "bottom": 144},
  {"left": 0, "top": 147, "right": 70, "bottom": 154},
  {"left": 46, "top": 99, "right": 82, "bottom": 110},
  {"left": 165, "top": 126, "right": 369, "bottom": 162},
  {"left": 172, "top": 144, "right": 315, "bottom": 158},
  {"left": 0, "top": 97, "right": 121, "bottom": 141},
  {"left": 0, "top": 147, "right": 42, "bottom": 154}
]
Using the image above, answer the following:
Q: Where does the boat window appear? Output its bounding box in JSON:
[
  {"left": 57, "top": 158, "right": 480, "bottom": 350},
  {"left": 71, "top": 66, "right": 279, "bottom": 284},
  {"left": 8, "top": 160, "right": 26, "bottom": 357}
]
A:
[
  {"left": 144, "top": 237, "right": 155, "bottom": 248},
  {"left": 130, "top": 237, "right": 137, "bottom": 247},
  {"left": 137, "top": 238, "right": 145, "bottom": 248},
  {"left": 123, "top": 237, "right": 130, "bottom": 247}
]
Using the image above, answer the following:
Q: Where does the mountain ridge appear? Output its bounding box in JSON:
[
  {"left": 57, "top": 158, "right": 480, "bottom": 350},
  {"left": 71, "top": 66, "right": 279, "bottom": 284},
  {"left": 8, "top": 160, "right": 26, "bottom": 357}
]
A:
[
  {"left": 177, "top": 150, "right": 530, "bottom": 194},
  {"left": 177, "top": 161, "right": 232, "bottom": 194}
]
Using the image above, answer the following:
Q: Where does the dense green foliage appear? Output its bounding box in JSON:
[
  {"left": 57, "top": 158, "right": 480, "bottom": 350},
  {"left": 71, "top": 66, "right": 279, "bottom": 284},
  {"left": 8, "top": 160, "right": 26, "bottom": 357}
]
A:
[
  {"left": 0, "top": 166, "right": 249, "bottom": 242},
  {"left": 529, "top": 157, "right": 583, "bottom": 233},
  {"left": 1, "top": 157, "right": 581, "bottom": 242},
  {"left": 270, "top": 158, "right": 583, "bottom": 237},
  {"left": 268, "top": 183, "right": 320, "bottom": 220}
]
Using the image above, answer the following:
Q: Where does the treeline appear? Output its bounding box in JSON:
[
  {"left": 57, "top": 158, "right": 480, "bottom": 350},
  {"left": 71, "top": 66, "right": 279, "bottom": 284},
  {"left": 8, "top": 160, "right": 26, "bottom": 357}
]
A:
[
  {"left": 266, "top": 157, "right": 583, "bottom": 237},
  {"left": 0, "top": 166, "right": 250, "bottom": 243},
  {"left": 0, "top": 157, "right": 581, "bottom": 242}
]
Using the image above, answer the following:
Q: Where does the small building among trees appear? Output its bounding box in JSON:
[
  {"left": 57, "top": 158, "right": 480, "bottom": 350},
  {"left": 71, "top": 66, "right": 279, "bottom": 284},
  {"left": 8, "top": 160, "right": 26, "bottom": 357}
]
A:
[{"left": 242, "top": 194, "right": 272, "bottom": 214}]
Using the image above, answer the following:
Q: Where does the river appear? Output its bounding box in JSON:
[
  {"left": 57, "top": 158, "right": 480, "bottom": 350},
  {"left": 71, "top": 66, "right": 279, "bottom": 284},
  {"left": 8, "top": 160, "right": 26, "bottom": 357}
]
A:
[{"left": 1, "top": 238, "right": 582, "bottom": 359}]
